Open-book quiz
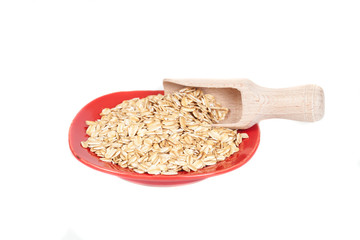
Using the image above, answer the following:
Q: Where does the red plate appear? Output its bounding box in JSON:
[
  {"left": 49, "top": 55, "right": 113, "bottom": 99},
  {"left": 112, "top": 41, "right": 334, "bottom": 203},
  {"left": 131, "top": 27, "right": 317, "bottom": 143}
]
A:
[{"left": 69, "top": 91, "right": 260, "bottom": 187}]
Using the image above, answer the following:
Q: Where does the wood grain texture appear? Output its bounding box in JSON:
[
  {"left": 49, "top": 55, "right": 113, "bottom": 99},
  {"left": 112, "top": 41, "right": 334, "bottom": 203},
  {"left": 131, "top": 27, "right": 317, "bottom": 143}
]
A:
[{"left": 163, "top": 78, "right": 325, "bottom": 129}]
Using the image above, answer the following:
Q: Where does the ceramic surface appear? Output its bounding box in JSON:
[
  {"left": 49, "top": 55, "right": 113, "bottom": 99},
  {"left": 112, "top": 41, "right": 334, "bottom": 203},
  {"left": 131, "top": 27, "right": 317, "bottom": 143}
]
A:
[{"left": 69, "top": 90, "right": 260, "bottom": 186}]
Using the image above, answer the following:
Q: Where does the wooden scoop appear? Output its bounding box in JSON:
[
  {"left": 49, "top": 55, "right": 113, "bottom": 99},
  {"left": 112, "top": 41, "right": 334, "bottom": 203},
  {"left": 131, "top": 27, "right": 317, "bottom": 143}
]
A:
[{"left": 163, "top": 78, "right": 324, "bottom": 129}]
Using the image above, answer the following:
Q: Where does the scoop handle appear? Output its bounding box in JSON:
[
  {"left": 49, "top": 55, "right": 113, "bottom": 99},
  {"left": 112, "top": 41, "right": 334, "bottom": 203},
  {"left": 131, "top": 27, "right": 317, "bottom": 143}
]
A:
[{"left": 253, "top": 84, "right": 325, "bottom": 122}]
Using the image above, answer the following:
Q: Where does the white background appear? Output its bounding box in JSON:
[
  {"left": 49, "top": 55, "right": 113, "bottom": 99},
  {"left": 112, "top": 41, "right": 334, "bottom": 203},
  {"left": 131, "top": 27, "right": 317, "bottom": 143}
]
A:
[{"left": 0, "top": 1, "right": 359, "bottom": 239}]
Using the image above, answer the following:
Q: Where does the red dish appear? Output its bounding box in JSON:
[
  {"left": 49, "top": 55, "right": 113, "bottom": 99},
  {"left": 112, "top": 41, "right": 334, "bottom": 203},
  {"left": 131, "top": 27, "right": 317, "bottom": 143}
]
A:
[{"left": 68, "top": 91, "right": 260, "bottom": 187}]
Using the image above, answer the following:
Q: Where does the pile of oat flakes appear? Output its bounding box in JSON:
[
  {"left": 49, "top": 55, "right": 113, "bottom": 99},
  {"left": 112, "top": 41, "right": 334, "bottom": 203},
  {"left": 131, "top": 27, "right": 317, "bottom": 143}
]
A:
[{"left": 81, "top": 88, "right": 248, "bottom": 175}]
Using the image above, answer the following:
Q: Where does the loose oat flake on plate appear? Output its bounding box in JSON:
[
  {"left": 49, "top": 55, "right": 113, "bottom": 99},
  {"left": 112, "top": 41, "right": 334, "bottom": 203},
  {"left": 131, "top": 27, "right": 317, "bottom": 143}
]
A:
[{"left": 81, "top": 88, "right": 248, "bottom": 175}]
